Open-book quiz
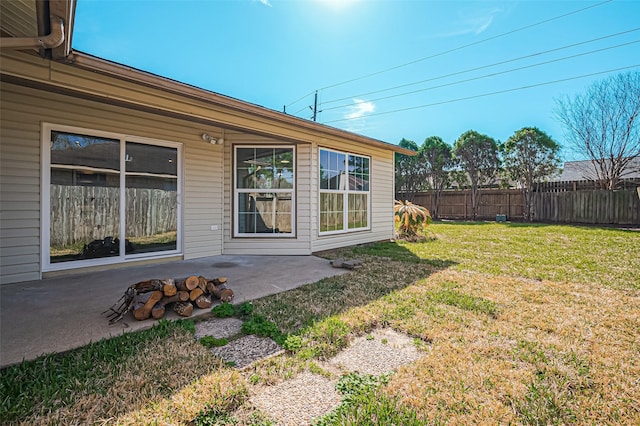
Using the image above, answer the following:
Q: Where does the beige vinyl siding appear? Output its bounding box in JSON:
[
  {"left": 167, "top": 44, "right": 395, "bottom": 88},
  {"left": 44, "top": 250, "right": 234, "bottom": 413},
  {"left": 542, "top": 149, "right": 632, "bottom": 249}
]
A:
[
  {"left": 0, "top": 81, "right": 224, "bottom": 284},
  {"left": 0, "top": 83, "right": 42, "bottom": 284},
  {"left": 296, "top": 144, "right": 312, "bottom": 242},
  {"left": 222, "top": 132, "right": 312, "bottom": 255},
  {"left": 1, "top": 52, "right": 315, "bottom": 145},
  {"left": 183, "top": 142, "right": 223, "bottom": 259},
  {"left": 311, "top": 142, "right": 395, "bottom": 253}
]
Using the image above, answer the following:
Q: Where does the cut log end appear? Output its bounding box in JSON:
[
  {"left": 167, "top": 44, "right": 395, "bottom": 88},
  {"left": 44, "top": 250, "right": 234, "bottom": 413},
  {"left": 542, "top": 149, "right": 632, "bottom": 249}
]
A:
[
  {"left": 195, "top": 293, "right": 212, "bottom": 309},
  {"left": 189, "top": 287, "right": 204, "bottom": 302},
  {"left": 219, "top": 288, "right": 234, "bottom": 303},
  {"left": 174, "top": 301, "right": 193, "bottom": 317},
  {"left": 151, "top": 303, "right": 165, "bottom": 320},
  {"left": 161, "top": 279, "right": 177, "bottom": 296},
  {"left": 185, "top": 275, "right": 199, "bottom": 291},
  {"left": 198, "top": 276, "right": 207, "bottom": 291}
]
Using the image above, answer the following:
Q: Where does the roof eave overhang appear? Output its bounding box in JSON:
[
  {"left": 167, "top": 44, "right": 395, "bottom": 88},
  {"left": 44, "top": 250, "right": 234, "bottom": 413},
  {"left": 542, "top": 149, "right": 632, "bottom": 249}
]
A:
[
  {"left": 65, "top": 51, "right": 416, "bottom": 156},
  {"left": 5, "top": 0, "right": 414, "bottom": 156}
]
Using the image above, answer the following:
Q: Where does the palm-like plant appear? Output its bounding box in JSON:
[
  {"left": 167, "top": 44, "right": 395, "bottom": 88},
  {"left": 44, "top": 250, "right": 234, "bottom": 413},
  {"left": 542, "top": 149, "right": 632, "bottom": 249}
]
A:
[{"left": 394, "top": 200, "right": 432, "bottom": 241}]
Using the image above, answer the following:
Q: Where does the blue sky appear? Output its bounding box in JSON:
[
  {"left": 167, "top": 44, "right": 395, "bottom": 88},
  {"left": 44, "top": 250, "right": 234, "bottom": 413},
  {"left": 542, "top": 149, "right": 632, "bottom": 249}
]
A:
[{"left": 73, "top": 0, "right": 640, "bottom": 161}]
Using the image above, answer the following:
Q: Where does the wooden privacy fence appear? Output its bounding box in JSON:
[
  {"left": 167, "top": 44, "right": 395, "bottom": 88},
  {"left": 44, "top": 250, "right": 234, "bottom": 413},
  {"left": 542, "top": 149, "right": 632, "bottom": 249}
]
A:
[
  {"left": 406, "top": 189, "right": 524, "bottom": 221},
  {"left": 50, "top": 185, "right": 177, "bottom": 246},
  {"left": 401, "top": 187, "right": 640, "bottom": 225},
  {"left": 533, "top": 189, "right": 640, "bottom": 225}
]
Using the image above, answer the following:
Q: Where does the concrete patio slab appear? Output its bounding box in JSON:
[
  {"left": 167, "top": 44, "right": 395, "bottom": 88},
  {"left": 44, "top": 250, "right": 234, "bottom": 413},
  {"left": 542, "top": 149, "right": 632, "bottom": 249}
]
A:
[{"left": 0, "top": 255, "right": 348, "bottom": 367}]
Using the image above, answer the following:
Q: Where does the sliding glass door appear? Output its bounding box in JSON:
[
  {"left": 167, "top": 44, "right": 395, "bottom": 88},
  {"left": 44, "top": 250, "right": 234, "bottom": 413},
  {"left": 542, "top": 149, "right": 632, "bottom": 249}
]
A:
[
  {"left": 49, "top": 131, "right": 121, "bottom": 262},
  {"left": 45, "top": 125, "right": 181, "bottom": 269},
  {"left": 125, "top": 142, "right": 178, "bottom": 254}
]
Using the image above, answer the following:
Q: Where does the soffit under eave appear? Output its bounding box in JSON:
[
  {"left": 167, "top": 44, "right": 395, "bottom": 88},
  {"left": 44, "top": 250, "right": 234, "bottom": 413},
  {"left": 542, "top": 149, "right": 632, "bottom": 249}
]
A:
[
  {"left": 0, "top": 0, "right": 74, "bottom": 59},
  {"left": 0, "top": 0, "right": 38, "bottom": 39}
]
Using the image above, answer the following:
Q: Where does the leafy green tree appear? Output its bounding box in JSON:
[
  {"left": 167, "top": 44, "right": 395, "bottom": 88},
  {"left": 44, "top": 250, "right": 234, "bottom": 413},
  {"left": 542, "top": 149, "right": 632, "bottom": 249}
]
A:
[
  {"left": 420, "top": 136, "right": 454, "bottom": 219},
  {"left": 394, "top": 138, "right": 427, "bottom": 201},
  {"left": 453, "top": 130, "right": 501, "bottom": 220},
  {"left": 504, "top": 127, "right": 561, "bottom": 221},
  {"left": 555, "top": 71, "right": 640, "bottom": 189}
]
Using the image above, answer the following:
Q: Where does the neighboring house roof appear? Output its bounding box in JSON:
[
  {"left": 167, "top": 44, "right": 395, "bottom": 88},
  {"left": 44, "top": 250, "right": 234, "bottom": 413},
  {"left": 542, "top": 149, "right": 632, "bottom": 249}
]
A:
[
  {"left": 560, "top": 158, "right": 640, "bottom": 181},
  {"left": 0, "top": 0, "right": 415, "bottom": 157}
]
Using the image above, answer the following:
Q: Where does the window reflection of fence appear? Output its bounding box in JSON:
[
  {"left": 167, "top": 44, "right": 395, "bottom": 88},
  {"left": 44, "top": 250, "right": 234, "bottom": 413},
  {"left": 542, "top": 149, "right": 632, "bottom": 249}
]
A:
[
  {"left": 253, "top": 195, "right": 292, "bottom": 233},
  {"left": 50, "top": 185, "right": 177, "bottom": 246}
]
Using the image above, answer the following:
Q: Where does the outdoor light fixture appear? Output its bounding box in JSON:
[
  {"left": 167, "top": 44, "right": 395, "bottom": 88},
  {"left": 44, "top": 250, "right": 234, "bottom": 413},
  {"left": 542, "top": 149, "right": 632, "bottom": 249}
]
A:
[{"left": 201, "top": 133, "right": 224, "bottom": 145}]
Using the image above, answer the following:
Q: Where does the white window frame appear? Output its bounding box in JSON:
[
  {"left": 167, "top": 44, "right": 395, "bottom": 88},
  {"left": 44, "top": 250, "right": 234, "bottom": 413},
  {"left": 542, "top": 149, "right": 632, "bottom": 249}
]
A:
[
  {"left": 319, "top": 147, "right": 371, "bottom": 236},
  {"left": 233, "top": 145, "right": 296, "bottom": 238},
  {"left": 41, "top": 123, "right": 183, "bottom": 272}
]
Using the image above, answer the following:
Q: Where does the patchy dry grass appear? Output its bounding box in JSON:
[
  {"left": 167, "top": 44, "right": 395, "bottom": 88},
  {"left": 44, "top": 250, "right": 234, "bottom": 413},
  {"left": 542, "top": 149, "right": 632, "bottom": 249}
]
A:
[
  {"left": 2, "top": 321, "right": 232, "bottom": 425},
  {"left": 1, "top": 223, "right": 638, "bottom": 425},
  {"left": 250, "top": 256, "right": 442, "bottom": 335},
  {"left": 375, "top": 269, "right": 640, "bottom": 424}
]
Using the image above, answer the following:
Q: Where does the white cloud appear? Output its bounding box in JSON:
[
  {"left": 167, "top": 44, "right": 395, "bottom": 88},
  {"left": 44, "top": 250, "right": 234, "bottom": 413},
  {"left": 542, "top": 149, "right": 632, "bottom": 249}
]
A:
[
  {"left": 435, "top": 7, "right": 504, "bottom": 37},
  {"left": 255, "top": 0, "right": 272, "bottom": 7},
  {"left": 345, "top": 98, "right": 375, "bottom": 120},
  {"left": 473, "top": 15, "right": 494, "bottom": 34}
]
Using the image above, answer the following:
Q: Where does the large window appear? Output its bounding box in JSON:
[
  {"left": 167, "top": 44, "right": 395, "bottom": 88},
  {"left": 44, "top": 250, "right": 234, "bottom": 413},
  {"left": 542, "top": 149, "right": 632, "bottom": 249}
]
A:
[
  {"left": 319, "top": 148, "right": 370, "bottom": 234},
  {"left": 44, "top": 125, "right": 180, "bottom": 269},
  {"left": 234, "top": 146, "right": 295, "bottom": 237}
]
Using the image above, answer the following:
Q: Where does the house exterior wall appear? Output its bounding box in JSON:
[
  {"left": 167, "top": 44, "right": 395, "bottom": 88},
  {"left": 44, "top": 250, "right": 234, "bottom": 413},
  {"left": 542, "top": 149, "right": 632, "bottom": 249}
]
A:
[
  {"left": 1, "top": 50, "right": 399, "bottom": 284},
  {"left": 220, "top": 133, "right": 396, "bottom": 256},
  {"left": 310, "top": 140, "right": 395, "bottom": 253},
  {"left": 221, "top": 131, "right": 313, "bottom": 255},
  {"left": 0, "top": 84, "right": 41, "bottom": 284},
  {"left": 0, "top": 81, "right": 225, "bottom": 284}
]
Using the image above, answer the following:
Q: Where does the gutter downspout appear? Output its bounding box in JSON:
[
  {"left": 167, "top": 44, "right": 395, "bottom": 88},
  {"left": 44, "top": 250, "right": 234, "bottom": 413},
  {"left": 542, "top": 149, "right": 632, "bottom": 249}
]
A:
[{"left": 0, "top": 15, "right": 64, "bottom": 50}]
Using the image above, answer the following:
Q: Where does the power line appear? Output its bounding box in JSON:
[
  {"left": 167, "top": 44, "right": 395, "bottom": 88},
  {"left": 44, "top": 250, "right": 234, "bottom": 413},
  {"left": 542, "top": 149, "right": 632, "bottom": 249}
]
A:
[
  {"left": 286, "top": 0, "right": 613, "bottom": 108},
  {"left": 287, "top": 91, "right": 317, "bottom": 112},
  {"left": 319, "top": 40, "right": 640, "bottom": 113},
  {"left": 319, "top": 27, "right": 640, "bottom": 107},
  {"left": 323, "top": 64, "right": 640, "bottom": 124}
]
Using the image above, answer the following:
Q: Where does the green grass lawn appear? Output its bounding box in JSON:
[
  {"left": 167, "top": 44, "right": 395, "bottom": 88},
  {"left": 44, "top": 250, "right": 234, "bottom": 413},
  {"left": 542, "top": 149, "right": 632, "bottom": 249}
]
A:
[
  {"left": 354, "top": 222, "right": 640, "bottom": 290},
  {"left": 1, "top": 222, "right": 638, "bottom": 425}
]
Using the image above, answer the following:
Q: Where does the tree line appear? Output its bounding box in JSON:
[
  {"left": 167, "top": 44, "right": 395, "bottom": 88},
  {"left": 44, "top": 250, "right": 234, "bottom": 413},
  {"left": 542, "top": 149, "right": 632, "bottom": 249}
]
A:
[{"left": 395, "top": 71, "right": 640, "bottom": 222}]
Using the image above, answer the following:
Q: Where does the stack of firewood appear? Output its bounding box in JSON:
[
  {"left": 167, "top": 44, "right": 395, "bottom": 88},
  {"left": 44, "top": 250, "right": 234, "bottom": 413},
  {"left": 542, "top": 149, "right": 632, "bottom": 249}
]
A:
[{"left": 105, "top": 276, "right": 233, "bottom": 323}]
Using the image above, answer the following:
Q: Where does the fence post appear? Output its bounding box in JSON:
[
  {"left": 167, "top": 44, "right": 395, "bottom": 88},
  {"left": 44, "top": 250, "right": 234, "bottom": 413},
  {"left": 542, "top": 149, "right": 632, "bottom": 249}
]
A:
[{"left": 464, "top": 192, "right": 467, "bottom": 220}]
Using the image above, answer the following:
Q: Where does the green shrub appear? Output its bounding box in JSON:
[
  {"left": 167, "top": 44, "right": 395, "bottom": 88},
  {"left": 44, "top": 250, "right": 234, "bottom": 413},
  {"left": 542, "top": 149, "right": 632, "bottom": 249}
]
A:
[
  {"left": 211, "top": 303, "right": 235, "bottom": 318},
  {"left": 199, "top": 336, "right": 229, "bottom": 348},
  {"left": 242, "top": 315, "right": 285, "bottom": 344},
  {"left": 236, "top": 302, "right": 254, "bottom": 316},
  {"left": 282, "top": 335, "right": 303, "bottom": 352}
]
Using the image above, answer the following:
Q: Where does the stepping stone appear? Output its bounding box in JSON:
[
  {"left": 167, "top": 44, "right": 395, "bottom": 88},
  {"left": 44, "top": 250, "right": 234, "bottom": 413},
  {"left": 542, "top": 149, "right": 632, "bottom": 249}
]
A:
[
  {"left": 330, "top": 258, "right": 363, "bottom": 269},
  {"left": 209, "top": 334, "right": 283, "bottom": 368},
  {"left": 195, "top": 317, "right": 243, "bottom": 340},
  {"left": 328, "top": 328, "right": 422, "bottom": 375},
  {"left": 251, "top": 372, "right": 341, "bottom": 425}
]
